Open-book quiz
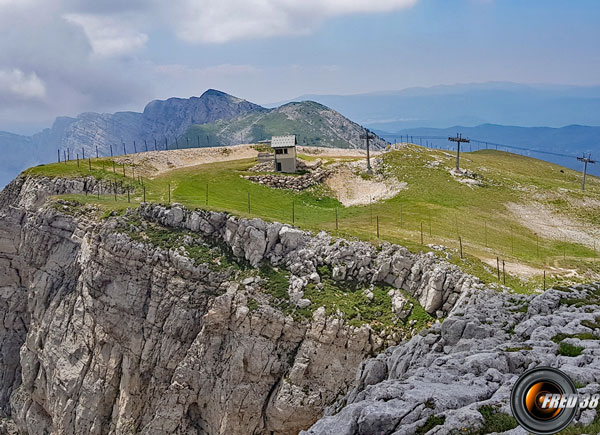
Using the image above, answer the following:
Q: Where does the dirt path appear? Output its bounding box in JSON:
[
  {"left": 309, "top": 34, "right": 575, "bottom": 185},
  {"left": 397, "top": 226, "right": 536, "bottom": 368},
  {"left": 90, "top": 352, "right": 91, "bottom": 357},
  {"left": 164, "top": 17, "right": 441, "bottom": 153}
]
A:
[
  {"left": 114, "top": 144, "right": 260, "bottom": 177},
  {"left": 507, "top": 201, "right": 599, "bottom": 249},
  {"left": 114, "top": 145, "right": 379, "bottom": 178},
  {"left": 326, "top": 160, "right": 407, "bottom": 206}
]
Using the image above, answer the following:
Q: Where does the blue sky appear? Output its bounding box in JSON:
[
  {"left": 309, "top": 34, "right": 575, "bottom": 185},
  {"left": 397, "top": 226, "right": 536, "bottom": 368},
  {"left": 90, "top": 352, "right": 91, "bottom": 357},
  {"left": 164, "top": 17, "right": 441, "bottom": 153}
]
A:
[{"left": 0, "top": 0, "right": 599, "bottom": 132}]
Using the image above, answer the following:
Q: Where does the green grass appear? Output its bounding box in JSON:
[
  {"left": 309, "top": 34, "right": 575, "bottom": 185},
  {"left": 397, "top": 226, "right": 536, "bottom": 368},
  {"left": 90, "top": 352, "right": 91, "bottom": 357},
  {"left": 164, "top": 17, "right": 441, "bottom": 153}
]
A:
[
  {"left": 558, "top": 342, "right": 585, "bottom": 357},
  {"left": 24, "top": 144, "right": 600, "bottom": 293},
  {"left": 183, "top": 101, "right": 359, "bottom": 148},
  {"left": 416, "top": 415, "right": 445, "bottom": 435},
  {"left": 258, "top": 263, "right": 433, "bottom": 333},
  {"left": 581, "top": 317, "right": 600, "bottom": 329},
  {"left": 475, "top": 405, "right": 518, "bottom": 434},
  {"left": 556, "top": 416, "right": 600, "bottom": 434},
  {"left": 551, "top": 332, "right": 598, "bottom": 343}
]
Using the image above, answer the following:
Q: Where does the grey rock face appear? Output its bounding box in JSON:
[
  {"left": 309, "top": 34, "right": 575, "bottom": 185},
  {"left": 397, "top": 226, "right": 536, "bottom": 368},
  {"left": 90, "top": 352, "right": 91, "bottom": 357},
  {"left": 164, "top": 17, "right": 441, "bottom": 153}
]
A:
[
  {"left": 0, "top": 175, "right": 479, "bottom": 434},
  {"left": 303, "top": 284, "right": 600, "bottom": 435},
  {"left": 30, "top": 89, "right": 265, "bottom": 159}
]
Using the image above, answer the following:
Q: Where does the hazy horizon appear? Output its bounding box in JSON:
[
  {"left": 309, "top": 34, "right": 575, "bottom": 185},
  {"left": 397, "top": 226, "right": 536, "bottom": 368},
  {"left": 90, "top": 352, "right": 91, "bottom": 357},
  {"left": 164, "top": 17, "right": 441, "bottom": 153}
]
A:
[{"left": 1, "top": 0, "right": 599, "bottom": 133}]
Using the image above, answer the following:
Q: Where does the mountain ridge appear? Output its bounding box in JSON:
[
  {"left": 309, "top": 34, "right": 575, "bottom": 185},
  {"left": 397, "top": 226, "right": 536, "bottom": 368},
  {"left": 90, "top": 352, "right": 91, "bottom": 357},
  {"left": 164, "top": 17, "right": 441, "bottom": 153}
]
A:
[{"left": 274, "top": 82, "right": 600, "bottom": 130}]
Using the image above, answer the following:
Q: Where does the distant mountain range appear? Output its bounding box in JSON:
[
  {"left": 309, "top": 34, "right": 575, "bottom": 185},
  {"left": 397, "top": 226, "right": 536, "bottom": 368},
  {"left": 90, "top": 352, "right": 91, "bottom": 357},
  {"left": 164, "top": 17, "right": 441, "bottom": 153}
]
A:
[
  {"left": 0, "top": 90, "right": 386, "bottom": 187},
  {"left": 278, "top": 82, "right": 600, "bottom": 131},
  {"left": 375, "top": 124, "right": 600, "bottom": 177}
]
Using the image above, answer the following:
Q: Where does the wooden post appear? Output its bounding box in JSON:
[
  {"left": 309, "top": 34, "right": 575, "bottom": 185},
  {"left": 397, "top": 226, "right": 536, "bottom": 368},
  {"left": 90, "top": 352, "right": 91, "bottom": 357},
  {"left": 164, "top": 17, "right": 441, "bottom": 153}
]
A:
[
  {"left": 133, "top": 141, "right": 137, "bottom": 153},
  {"left": 58, "top": 149, "right": 60, "bottom": 163},
  {"left": 497, "top": 257, "right": 500, "bottom": 280},
  {"left": 420, "top": 222, "right": 424, "bottom": 245},
  {"left": 502, "top": 260, "right": 506, "bottom": 285},
  {"left": 127, "top": 185, "right": 130, "bottom": 203},
  {"left": 64, "top": 150, "right": 67, "bottom": 164},
  {"left": 77, "top": 154, "right": 80, "bottom": 168},
  {"left": 376, "top": 216, "right": 380, "bottom": 239},
  {"left": 97, "top": 182, "right": 100, "bottom": 199},
  {"left": 110, "top": 144, "right": 113, "bottom": 157},
  {"left": 96, "top": 145, "right": 99, "bottom": 158},
  {"left": 114, "top": 182, "right": 117, "bottom": 201},
  {"left": 88, "top": 158, "right": 91, "bottom": 171},
  {"left": 82, "top": 148, "right": 85, "bottom": 160},
  {"left": 143, "top": 186, "right": 146, "bottom": 203},
  {"left": 459, "top": 236, "right": 463, "bottom": 258},
  {"left": 543, "top": 270, "right": 546, "bottom": 290}
]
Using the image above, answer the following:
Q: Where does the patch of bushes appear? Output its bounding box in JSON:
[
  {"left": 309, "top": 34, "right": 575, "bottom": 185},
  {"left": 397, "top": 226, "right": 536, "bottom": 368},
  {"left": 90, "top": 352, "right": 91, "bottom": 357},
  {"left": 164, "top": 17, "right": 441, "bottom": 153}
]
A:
[
  {"left": 477, "top": 405, "right": 518, "bottom": 434},
  {"left": 551, "top": 332, "right": 597, "bottom": 343},
  {"left": 416, "top": 415, "right": 445, "bottom": 435},
  {"left": 558, "top": 342, "right": 584, "bottom": 357},
  {"left": 581, "top": 317, "right": 600, "bottom": 329}
]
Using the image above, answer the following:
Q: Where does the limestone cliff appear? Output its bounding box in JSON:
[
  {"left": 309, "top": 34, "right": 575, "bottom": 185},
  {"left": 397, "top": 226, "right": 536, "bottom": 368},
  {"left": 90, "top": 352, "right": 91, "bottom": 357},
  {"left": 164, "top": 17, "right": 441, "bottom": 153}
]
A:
[{"left": 0, "top": 175, "right": 476, "bottom": 434}]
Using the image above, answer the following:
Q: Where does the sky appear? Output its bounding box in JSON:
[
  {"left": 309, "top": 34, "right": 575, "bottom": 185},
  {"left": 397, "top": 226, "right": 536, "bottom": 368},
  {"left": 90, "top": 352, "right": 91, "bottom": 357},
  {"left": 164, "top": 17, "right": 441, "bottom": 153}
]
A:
[{"left": 1, "top": 0, "right": 599, "bottom": 134}]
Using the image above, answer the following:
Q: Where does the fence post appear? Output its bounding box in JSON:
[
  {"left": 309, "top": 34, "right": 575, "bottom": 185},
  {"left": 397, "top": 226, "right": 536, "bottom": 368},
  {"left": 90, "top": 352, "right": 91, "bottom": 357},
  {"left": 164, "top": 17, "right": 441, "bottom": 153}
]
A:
[
  {"left": 127, "top": 185, "right": 130, "bottom": 203},
  {"left": 58, "top": 149, "right": 60, "bottom": 163},
  {"left": 114, "top": 182, "right": 117, "bottom": 201},
  {"left": 496, "top": 257, "right": 500, "bottom": 280},
  {"left": 143, "top": 186, "right": 146, "bottom": 203},
  {"left": 459, "top": 236, "right": 463, "bottom": 258},
  {"left": 420, "top": 222, "right": 424, "bottom": 245},
  {"left": 88, "top": 158, "right": 91, "bottom": 171},
  {"left": 77, "top": 154, "right": 80, "bottom": 168},
  {"left": 376, "top": 216, "right": 380, "bottom": 239},
  {"left": 502, "top": 260, "right": 506, "bottom": 285}
]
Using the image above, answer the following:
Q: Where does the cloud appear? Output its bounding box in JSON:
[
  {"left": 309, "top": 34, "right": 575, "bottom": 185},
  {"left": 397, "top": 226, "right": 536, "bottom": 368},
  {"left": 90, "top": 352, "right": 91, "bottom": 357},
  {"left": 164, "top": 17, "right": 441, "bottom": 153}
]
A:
[
  {"left": 63, "top": 13, "right": 148, "bottom": 57},
  {"left": 155, "top": 63, "right": 259, "bottom": 77},
  {"left": 0, "top": 69, "right": 46, "bottom": 100},
  {"left": 166, "top": 0, "right": 418, "bottom": 43}
]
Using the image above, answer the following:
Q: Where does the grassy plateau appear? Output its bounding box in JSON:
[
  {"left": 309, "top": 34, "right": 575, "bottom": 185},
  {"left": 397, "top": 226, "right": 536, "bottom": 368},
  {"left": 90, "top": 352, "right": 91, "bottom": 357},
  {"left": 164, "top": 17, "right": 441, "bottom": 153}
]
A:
[{"left": 24, "top": 143, "right": 600, "bottom": 293}]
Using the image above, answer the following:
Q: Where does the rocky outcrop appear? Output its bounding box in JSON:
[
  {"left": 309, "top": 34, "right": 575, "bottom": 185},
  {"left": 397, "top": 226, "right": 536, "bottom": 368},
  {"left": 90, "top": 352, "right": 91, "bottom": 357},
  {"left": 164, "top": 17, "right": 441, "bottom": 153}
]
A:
[
  {"left": 138, "top": 203, "right": 476, "bottom": 316},
  {"left": 243, "top": 167, "right": 332, "bottom": 191},
  {"left": 303, "top": 284, "right": 600, "bottom": 434},
  {"left": 0, "top": 175, "right": 476, "bottom": 434}
]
